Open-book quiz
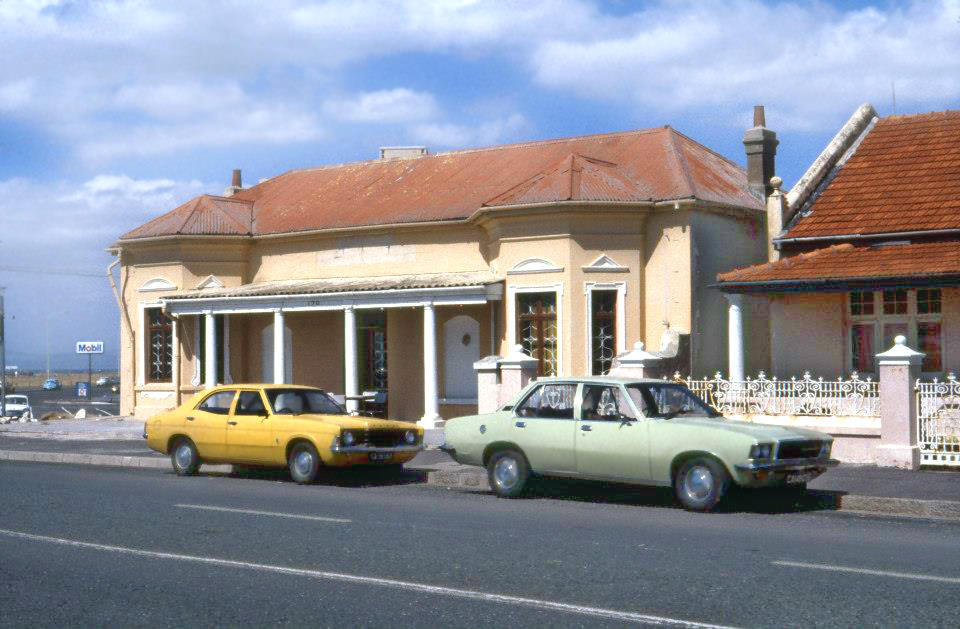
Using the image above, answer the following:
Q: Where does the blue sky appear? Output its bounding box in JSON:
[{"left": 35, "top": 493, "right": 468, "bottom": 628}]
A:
[{"left": 0, "top": 0, "right": 958, "bottom": 370}]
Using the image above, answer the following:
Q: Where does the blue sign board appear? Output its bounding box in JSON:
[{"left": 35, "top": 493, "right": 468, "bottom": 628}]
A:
[
  {"left": 76, "top": 341, "right": 104, "bottom": 354},
  {"left": 75, "top": 381, "right": 90, "bottom": 398}
]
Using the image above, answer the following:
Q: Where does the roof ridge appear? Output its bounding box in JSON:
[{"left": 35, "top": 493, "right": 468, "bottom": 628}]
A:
[
  {"left": 665, "top": 126, "right": 747, "bottom": 173},
  {"left": 665, "top": 127, "right": 696, "bottom": 197},
  {"left": 881, "top": 108, "right": 960, "bottom": 122}
]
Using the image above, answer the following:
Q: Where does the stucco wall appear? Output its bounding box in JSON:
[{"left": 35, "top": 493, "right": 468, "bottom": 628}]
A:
[
  {"left": 770, "top": 293, "right": 845, "bottom": 378},
  {"left": 387, "top": 308, "right": 424, "bottom": 422},
  {"left": 644, "top": 211, "right": 692, "bottom": 358},
  {"left": 286, "top": 311, "right": 344, "bottom": 392}
]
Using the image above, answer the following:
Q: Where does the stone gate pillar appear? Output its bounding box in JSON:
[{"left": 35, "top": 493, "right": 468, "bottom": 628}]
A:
[
  {"left": 876, "top": 335, "right": 923, "bottom": 470},
  {"left": 497, "top": 345, "right": 538, "bottom": 407}
]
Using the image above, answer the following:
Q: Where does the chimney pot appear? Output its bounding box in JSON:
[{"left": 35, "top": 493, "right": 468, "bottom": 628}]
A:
[
  {"left": 743, "top": 105, "right": 778, "bottom": 199},
  {"left": 232, "top": 169, "right": 242, "bottom": 188},
  {"left": 753, "top": 105, "right": 766, "bottom": 128}
]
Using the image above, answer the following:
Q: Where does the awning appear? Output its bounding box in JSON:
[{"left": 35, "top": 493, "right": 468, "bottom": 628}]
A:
[
  {"left": 162, "top": 270, "right": 503, "bottom": 315},
  {"left": 716, "top": 241, "right": 960, "bottom": 293}
]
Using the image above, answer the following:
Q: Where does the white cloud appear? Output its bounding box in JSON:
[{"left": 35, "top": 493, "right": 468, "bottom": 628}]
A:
[
  {"left": 410, "top": 113, "right": 529, "bottom": 148},
  {"left": 324, "top": 88, "right": 439, "bottom": 123}
]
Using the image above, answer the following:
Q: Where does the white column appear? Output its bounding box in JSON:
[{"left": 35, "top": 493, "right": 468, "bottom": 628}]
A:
[
  {"left": 204, "top": 311, "right": 217, "bottom": 388},
  {"left": 273, "top": 310, "right": 286, "bottom": 384},
  {"left": 419, "top": 302, "right": 442, "bottom": 428},
  {"left": 222, "top": 315, "right": 232, "bottom": 384},
  {"left": 343, "top": 307, "right": 358, "bottom": 414},
  {"left": 726, "top": 293, "right": 745, "bottom": 382}
]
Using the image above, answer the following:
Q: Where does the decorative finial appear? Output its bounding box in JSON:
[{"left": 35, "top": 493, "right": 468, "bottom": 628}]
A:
[
  {"left": 894, "top": 335, "right": 906, "bottom": 345},
  {"left": 770, "top": 176, "right": 783, "bottom": 191}
]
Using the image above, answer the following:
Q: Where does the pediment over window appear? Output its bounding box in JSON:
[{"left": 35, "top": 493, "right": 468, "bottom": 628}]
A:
[
  {"left": 196, "top": 275, "right": 225, "bottom": 290},
  {"left": 583, "top": 255, "right": 629, "bottom": 273},
  {"left": 507, "top": 258, "right": 563, "bottom": 275},
  {"left": 138, "top": 277, "right": 177, "bottom": 292}
]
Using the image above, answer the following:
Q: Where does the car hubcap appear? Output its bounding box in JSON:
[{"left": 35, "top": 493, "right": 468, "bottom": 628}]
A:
[
  {"left": 294, "top": 451, "right": 314, "bottom": 477},
  {"left": 493, "top": 457, "right": 519, "bottom": 490},
  {"left": 175, "top": 445, "right": 193, "bottom": 469},
  {"left": 684, "top": 466, "right": 713, "bottom": 501}
]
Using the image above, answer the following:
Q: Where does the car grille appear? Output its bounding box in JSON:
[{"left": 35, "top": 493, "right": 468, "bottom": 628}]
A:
[
  {"left": 364, "top": 430, "right": 409, "bottom": 448},
  {"left": 777, "top": 440, "right": 822, "bottom": 460}
]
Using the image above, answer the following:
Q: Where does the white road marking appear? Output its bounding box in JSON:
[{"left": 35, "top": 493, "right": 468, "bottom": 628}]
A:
[
  {"left": 773, "top": 561, "right": 960, "bottom": 584},
  {"left": 0, "top": 528, "right": 737, "bottom": 629},
  {"left": 175, "top": 504, "right": 351, "bottom": 523}
]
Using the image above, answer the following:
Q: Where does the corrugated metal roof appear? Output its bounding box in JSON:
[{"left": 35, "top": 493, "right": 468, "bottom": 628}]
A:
[
  {"left": 120, "top": 126, "right": 759, "bottom": 241},
  {"left": 786, "top": 110, "right": 960, "bottom": 239},
  {"left": 164, "top": 270, "right": 501, "bottom": 300}
]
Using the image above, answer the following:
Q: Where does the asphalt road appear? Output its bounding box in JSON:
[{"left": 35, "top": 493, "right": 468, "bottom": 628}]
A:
[
  {"left": 1, "top": 461, "right": 959, "bottom": 628},
  {"left": 4, "top": 386, "right": 120, "bottom": 419}
]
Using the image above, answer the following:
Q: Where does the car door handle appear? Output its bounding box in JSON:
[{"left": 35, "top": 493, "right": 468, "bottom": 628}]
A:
[
  {"left": 186, "top": 416, "right": 195, "bottom": 421},
  {"left": 227, "top": 420, "right": 238, "bottom": 426},
  {"left": 580, "top": 424, "right": 592, "bottom": 432},
  {"left": 515, "top": 421, "right": 526, "bottom": 428}
]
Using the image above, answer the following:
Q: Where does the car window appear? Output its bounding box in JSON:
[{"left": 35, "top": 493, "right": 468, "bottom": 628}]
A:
[
  {"left": 197, "top": 390, "right": 237, "bottom": 415},
  {"left": 628, "top": 383, "right": 719, "bottom": 418},
  {"left": 265, "top": 389, "right": 345, "bottom": 415},
  {"left": 515, "top": 383, "right": 576, "bottom": 420},
  {"left": 235, "top": 391, "right": 267, "bottom": 416},
  {"left": 581, "top": 385, "right": 636, "bottom": 421}
]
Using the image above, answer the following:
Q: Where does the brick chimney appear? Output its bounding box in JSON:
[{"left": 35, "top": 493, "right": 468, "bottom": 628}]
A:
[
  {"left": 743, "top": 105, "right": 778, "bottom": 199},
  {"left": 224, "top": 168, "right": 243, "bottom": 197}
]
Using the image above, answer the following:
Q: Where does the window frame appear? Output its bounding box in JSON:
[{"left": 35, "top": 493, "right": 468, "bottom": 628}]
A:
[
  {"left": 507, "top": 283, "right": 563, "bottom": 377},
  {"left": 143, "top": 305, "right": 174, "bottom": 384},
  {"left": 584, "top": 282, "right": 626, "bottom": 376},
  {"left": 513, "top": 382, "right": 578, "bottom": 420},
  {"left": 196, "top": 389, "right": 237, "bottom": 415}
]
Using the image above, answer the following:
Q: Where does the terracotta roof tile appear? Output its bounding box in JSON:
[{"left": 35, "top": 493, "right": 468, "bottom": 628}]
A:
[
  {"left": 717, "top": 241, "right": 960, "bottom": 287},
  {"left": 787, "top": 110, "right": 960, "bottom": 239},
  {"left": 120, "top": 127, "right": 760, "bottom": 241}
]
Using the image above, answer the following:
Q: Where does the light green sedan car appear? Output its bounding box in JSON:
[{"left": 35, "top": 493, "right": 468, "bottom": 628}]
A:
[{"left": 443, "top": 376, "right": 839, "bottom": 511}]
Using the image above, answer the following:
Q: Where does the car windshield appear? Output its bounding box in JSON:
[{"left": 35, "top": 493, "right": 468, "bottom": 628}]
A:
[
  {"left": 626, "top": 383, "right": 721, "bottom": 419},
  {"left": 265, "top": 389, "right": 345, "bottom": 415},
  {"left": 5, "top": 396, "right": 27, "bottom": 404}
]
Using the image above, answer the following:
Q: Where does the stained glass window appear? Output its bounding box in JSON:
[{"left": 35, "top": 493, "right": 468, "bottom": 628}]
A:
[
  {"left": 591, "top": 290, "right": 617, "bottom": 375},
  {"left": 917, "top": 289, "right": 941, "bottom": 314},
  {"left": 849, "top": 291, "right": 874, "bottom": 316},
  {"left": 882, "top": 289, "right": 908, "bottom": 315},
  {"left": 918, "top": 322, "right": 942, "bottom": 372},
  {"left": 517, "top": 292, "right": 558, "bottom": 376}
]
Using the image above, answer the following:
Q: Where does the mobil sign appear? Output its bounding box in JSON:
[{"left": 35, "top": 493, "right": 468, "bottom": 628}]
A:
[{"left": 76, "top": 341, "right": 104, "bottom": 354}]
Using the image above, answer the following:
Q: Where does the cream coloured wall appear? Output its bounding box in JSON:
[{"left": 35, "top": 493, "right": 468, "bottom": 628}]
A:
[
  {"left": 770, "top": 293, "right": 845, "bottom": 378},
  {"left": 387, "top": 308, "right": 424, "bottom": 421},
  {"left": 644, "top": 211, "right": 692, "bottom": 357},
  {"left": 286, "top": 311, "right": 344, "bottom": 392}
]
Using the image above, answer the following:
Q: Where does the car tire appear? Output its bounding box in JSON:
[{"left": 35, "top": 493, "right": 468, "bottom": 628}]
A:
[
  {"left": 170, "top": 438, "right": 201, "bottom": 476},
  {"left": 674, "top": 456, "right": 730, "bottom": 512},
  {"left": 288, "top": 442, "right": 321, "bottom": 484},
  {"left": 487, "top": 449, "right": 530, "bottom": 498}
]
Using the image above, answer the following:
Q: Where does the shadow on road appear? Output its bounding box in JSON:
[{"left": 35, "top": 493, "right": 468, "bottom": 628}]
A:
[
  {"left": 506, "top": 476, "right": 847, "bottom": 515},
  {"left": 222, "top": 465, "right": 428, "bottom": 488}
]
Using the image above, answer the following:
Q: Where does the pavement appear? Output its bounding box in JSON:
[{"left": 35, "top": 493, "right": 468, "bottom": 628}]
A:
[{"left": 1, "top": 416, "right": 959, "bottom": 520}]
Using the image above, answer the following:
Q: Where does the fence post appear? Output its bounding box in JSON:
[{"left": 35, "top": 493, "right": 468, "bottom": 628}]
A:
[
  {"left": 497, "top": 345, "right": 539, "bottom": 407},
  {"left": 876, "top": 335, "right": 923, "bottom": 470},
  {"left": 473, "top": 355, "right": 501, "bottom": 414},
  {"left": 608, "top": 342, "right": 663, "bottom": 378}
]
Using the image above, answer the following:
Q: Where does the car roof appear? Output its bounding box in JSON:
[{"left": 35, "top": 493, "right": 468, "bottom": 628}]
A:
[
  {"left": 203, "top": 384, "right": 327, "bottom": 391},
  {"left": 531, "top": 376, "right": 678, "bottom": 386}
]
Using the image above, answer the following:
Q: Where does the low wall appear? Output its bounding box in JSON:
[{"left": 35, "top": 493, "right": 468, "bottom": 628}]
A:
[{"left": 728, "top": 413, "right": 881, "bottom": 464}]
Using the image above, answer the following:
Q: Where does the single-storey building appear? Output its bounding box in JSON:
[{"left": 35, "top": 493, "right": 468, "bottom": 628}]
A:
[
  {"left": 718, "top": 106, "right": 960, "bottom": 379},
  {"left": 111, "top": 120, "right": 775, "bottom": 423}
]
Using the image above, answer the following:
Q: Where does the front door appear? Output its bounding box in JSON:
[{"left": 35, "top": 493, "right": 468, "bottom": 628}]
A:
[
  {"left": 511, "top": 382, "right": 577, "bottom": 474},
  {"left": 575, "top": 384, "right": 651, "bottom": 480},
  {"left": 189, "top": 389, "right": 236, "bottom": 460},
  {"left": 226, "top": 390, "right": 275, "bottom": 463}
]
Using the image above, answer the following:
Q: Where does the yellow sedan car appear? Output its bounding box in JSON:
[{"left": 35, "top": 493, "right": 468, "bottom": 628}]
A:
[{"left": 144, "top": 385, "right": 424, "bottom": 483}]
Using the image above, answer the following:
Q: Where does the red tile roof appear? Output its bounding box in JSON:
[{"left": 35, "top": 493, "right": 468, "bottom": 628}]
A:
[
  {"left": 717, "top": 241, "right": 960, "bottom": 288},
  {"left": 786, "top": 110, "right": 960, "bottom": 240},
  {"left": 119, "top": 127, "right": 760, "bottom": 241}
]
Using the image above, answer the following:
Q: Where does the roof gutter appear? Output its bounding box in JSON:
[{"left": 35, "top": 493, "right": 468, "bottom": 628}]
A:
[
  {"left": 713, "top": 274, "right": 960, "bottom": 293},
  {"left": 774, "top": 228, "right": 960, "bottom": 246}
]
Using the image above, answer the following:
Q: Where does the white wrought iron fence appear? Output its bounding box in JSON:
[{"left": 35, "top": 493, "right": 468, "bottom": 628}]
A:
[
  {"left": 680, "top": 371, "right": 881, "bottom": 417},
  {"left": 916, "top": 374, "right": 960, "bottom": 467}
]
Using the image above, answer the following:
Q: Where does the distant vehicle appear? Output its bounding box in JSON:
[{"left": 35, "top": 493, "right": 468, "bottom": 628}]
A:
[
  {"left": 95, "top": 376, "right": 109, "bottom": 386},
  {"left": 42, "top": 378, "right": 62, "bottom": 391},
  {"left": 3, "top": 394, "right": 32, "bottom": 420}
]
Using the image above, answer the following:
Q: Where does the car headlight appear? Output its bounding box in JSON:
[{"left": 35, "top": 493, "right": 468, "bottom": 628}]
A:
[
  {"left": 404, "top": 430, "right": 417, "bottom": 445},
  {"left": 342, "top": 431, "right": 356, "bottom": 446},
  {"left": 819, "top": 441, "right": 831, "bottom": 458},
  {"left": 749, "top": 443, "right": 773, "bottom": 460}
]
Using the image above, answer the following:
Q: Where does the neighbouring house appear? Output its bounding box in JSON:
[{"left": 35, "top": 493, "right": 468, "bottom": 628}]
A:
[
  {"left": 717, "top": 105, "right": 960, "bottom": 380},
  {"left": 111, "top": 120, "right": 774, "bottom": 423}
]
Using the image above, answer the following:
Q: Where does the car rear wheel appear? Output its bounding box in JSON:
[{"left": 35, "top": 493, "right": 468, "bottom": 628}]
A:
[
  {"left": 487, "top": 449, "right": 529, "bottom": 498},
  {"left": 171, "top": 438, "right": 201, "bottom": 476},
  {"left": 288, "top": 442, "right": 320, "bottom": 484},
  {"left": 674, "top": 456, "right": 730, "bottom": 512}
]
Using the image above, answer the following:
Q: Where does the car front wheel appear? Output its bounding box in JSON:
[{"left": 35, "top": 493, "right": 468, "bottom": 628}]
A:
[
  {"left": 171, "top": 438, "right": 201, "bottom": 476},
  {"left": 487, "top": 449, "right": 530, "bottom": 498},
  {"left": 288, "top": 442, "right": 321, "bottom": 484},
  {"left": 674, "top": 457, "right": 730, "bottom": 512}
]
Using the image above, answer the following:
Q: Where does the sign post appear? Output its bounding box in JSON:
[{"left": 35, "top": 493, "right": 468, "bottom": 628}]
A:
[
  {"left": 1, "top": 292, "right": 6, "bottom": 418},
  {"left": 76, "top": 341, "right": 104, "bottom": 401}
]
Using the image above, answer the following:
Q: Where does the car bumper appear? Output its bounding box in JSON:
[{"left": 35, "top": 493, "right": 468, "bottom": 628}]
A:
[{"left": 734, "top": 458, "right": 840, "bottom": 487}]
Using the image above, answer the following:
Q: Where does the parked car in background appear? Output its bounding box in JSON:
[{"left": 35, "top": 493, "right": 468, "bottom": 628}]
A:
[
  {"left": 42, "top": 378, "right": 62, "bottom": 391},
  {"left": 144, "top": 384, "right": 424, "bottom": 482},
  {"left": 443, "top": 377, "right": 839, "bottom": 512},
  {"left": 3, "top": 394, "right": 32, "bottom": 420},
  {"left": 95, "top": 376, "right": 109, "bottom": 386}
]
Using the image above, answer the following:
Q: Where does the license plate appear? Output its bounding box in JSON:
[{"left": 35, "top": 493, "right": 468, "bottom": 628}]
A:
[
  {"left": 369, "top": 452, "right": 392, "bottom": 462},
  {"left": 785, "top": 469, "right": 819, "bottom": 484}
]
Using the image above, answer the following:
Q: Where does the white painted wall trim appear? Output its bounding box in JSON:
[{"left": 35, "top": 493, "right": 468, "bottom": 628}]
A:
[
  {"left": 582, "top": 254, "right": 629, "bottom": 273},
  {"left": 137, "top": 301, "right": 164, "bottom": 386},
  {"left": 196, "top": 275, "right": 225, "bottom": 290},
  {"left": 191, "top": 315, "right": 202, "bottom": 387},
  {"left": 507, "top": 258, "right": 564, "bottom": 275},
  {"left": 507, "top": 282, "right": 564, "bottom": 376},
  {"left": 138, "top": 278, "right": 177, "bottom": 293},
  {"left": 584, "top": 282, "right": 627, "bottom": 373}
]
